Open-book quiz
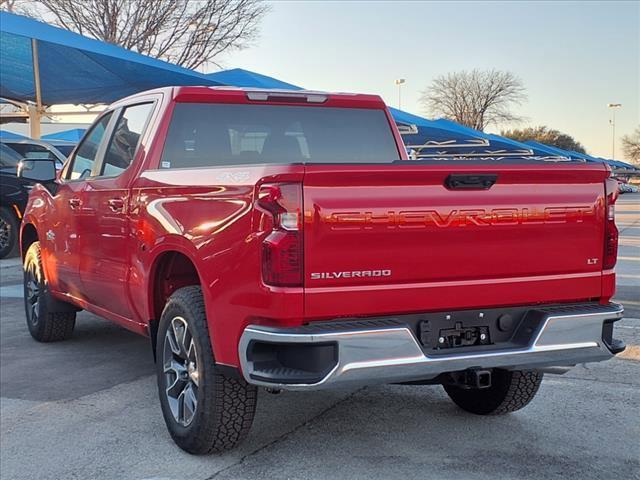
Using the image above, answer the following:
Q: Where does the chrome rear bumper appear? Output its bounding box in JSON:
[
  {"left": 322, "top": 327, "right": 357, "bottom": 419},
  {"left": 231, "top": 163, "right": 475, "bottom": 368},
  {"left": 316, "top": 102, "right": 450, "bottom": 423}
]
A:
[{"left": 238, "top": 303, "right": 624, "bottom": 390}]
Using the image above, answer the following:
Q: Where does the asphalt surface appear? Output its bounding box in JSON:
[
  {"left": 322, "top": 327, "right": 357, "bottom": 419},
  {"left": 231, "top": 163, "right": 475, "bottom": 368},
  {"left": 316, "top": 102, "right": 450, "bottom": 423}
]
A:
[{"left": 1, "top": 193, "right": 639, "bottom": 480}]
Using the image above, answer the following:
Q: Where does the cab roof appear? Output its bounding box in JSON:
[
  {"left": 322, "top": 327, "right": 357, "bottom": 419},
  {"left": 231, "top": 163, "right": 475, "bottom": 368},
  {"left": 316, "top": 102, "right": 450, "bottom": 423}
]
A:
[{"left": 115, "top": 86, "right": 388, "bottom": 110}]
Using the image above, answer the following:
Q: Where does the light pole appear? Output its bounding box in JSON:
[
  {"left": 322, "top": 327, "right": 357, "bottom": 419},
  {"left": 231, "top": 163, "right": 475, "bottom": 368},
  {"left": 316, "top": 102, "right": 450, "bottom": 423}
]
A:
[
  {"left": 395, "top": 78, "right": 405, "bottom": 110},
  {"left": 608, "top": 103, "right": 622, "bottom": 159}
]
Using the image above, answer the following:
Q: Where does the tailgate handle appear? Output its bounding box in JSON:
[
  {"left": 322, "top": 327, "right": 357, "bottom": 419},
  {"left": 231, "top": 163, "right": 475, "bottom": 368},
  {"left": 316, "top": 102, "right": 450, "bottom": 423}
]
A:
[{"left": 445, "top": 174, "right": 497, "bottom": 190}]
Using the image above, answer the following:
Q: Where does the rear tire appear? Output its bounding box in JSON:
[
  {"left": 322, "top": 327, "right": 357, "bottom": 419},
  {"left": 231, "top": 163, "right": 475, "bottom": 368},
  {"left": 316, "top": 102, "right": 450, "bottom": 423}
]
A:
[
  {"left": 23, "top": 241, "right": 76, "bottom": 342},
  {"left": 443, "top": 369, "right": 543, "bottom": 415},
  {"left": 0, "top": 207, "right": 19, "bottom": 259},
  {"left": 156, "top": 286, "right": 257, "bottom": 454}
]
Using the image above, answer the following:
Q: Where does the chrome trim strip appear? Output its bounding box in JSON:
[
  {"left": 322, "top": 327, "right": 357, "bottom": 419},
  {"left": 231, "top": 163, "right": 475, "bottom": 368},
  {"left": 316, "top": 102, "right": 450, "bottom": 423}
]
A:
[{"left": 238, "top": 304, "right": 623, "bottom": 390}]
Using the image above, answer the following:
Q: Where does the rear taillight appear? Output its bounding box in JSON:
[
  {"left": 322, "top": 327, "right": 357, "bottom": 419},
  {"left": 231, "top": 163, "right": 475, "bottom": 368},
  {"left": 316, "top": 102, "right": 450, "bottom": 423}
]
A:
[
  {"left": 604, "top": 179, "right": 619, "bottom": 270},
  {"left": 257, "top": 183, "right": 303, "bottom": 287}
]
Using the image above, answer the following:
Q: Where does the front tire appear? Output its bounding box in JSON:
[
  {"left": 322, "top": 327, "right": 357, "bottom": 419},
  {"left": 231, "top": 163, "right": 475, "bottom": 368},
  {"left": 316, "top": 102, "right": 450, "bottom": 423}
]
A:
[
  {"left": 23, "top": 241, "right": 76, "bottom": 342},
  {"left": 443, "top": 369, "right": 543, "bottom": 415},
  {"left": 0, "top": 207, "right": 19, "bottom": 259},
  {"left": 156, "top": 286, "right": 257, "bottom": 454}
]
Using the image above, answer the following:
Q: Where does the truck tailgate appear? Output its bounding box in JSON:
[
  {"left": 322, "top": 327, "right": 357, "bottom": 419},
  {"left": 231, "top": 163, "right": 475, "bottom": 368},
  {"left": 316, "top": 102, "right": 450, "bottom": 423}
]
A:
[{"left": 302, "top": 163, "right": 608, "bottom": 319}]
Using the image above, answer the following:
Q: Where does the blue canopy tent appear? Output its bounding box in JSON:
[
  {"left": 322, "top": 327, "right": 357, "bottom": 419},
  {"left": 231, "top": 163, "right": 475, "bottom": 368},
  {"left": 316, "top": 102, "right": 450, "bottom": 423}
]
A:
[
  {"left": 523, "top": 141, "right": 587, "bottom": 161},
  {"left": 566, "top": 152, "right": 621, "bottom": 169},
  {"left": 527, "top": 141, "right": 608, "bottom": 166},
  {"left": 527, "top": 142, "right": 621, "bottom": 168},
  {"left": 206, "top": 68, "right": 302, "bottom": 90},
  {"left": 0, "top": 130, "right": 27, "bottom": 140},
  {"left": 429, "top": 119, "right": 567, "bottom": 158},
  {"left": 42, "top": 128, "right": 86, "bottom": 142},
  {"left": 391, "top": 111, "right": 575, "bottom": 159},
  {"left": 592, "top": 156, "right": 636, "bottom": 170},
  {"left": 588, "top": 156, "right": 636, "bottom": 171},
  {"left": 613, "top": 160, "right": 639, "bottom": 170},
  {"left": 0, "top": 11, "right": 223, "bottom": 137},
  {"left": 396, "top": 114, "right": 570, "bottom": 159},
  {"left": 569, "top": 150, "right": 615, "bottom": 165},
  {"left": 390, "top": 108, "right": 491, "bottom": 150},
  {"left": 526, "top": 142, "right": 639, "bottom": 171}
]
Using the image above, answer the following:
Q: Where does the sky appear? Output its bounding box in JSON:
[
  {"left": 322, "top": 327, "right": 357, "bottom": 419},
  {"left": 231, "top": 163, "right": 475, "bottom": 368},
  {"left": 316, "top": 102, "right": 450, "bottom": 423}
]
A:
[{"left": 216, "top": 0, "right": 639, "bottom": 159}]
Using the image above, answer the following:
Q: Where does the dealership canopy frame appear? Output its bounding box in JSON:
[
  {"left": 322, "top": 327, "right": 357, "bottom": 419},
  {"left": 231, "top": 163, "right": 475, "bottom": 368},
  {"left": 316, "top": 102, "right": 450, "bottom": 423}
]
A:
[{"left": 0, "top": 11, "right": 222, "bottom": 138}]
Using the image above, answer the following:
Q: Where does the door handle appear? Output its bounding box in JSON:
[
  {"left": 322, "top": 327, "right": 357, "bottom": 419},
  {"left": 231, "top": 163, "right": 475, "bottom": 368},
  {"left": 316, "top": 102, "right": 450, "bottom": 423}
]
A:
[
  {"left": 68, "top": 198, "right": 81, "bottom": 209},
  {"left": 107, "top": 198, "right": 125, "bottom": 212}
]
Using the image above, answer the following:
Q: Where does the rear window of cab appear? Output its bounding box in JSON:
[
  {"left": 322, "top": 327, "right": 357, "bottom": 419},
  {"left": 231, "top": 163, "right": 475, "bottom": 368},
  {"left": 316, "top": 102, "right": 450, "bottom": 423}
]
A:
[{"left": 159, "top": 103, "right": 400, "bottom": 168}]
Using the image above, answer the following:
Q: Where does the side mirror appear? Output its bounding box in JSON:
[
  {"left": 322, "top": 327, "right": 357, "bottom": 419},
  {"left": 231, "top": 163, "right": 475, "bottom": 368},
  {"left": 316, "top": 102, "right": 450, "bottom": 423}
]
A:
[{"left": 17, "top": 158, "right": 57, "bottom": 183}]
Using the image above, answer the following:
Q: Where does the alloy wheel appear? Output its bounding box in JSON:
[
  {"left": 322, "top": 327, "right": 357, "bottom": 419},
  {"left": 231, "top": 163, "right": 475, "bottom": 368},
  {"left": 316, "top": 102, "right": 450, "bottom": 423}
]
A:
[
  {"left": 25, "top": 263, "right": 40, "bottom": 326},
  {"left": 163, "top": 316, "right": 200, "bottom": 426}
]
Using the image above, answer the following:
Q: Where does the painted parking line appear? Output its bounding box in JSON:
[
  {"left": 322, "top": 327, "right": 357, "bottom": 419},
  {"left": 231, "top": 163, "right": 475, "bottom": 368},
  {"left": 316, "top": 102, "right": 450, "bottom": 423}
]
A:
[
  {"left": 0, "top": 258, "right": 22, "bottom": 269},
  {"left": 0, "top": 285, "right": 23, "bottom": 298},
  {"left": 619, "top": 242, "right": 640, "bottom": 248},
  {"left": 617, "top": 274, "right": 640, "bottom": 280}
]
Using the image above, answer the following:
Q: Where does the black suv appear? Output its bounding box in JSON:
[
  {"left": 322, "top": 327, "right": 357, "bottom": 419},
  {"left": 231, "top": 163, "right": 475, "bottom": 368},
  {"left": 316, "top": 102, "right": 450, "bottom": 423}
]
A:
[{"left": 0, "top": 143, "right": 31, "bottom": 258}]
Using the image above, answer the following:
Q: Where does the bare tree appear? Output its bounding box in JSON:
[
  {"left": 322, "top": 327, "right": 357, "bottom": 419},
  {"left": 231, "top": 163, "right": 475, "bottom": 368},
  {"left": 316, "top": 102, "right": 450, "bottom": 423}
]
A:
[
  {"left": 621, "top": 126, "right": 640, "bottom": 164},
  {"left": 0, "top": 0, "right": 18, "bottom": 12},
  {"left": 420, "top": 69, "right": 526, "bottom": 131},
  {"left": 8, "top": 0, "right": 268, "bottom": 70}
]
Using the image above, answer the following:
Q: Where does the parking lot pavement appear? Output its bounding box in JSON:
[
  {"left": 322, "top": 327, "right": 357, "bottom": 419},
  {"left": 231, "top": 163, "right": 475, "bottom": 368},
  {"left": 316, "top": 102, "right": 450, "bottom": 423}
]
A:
[{"left": 1, "top": 193, "right": 639, "bottom": 480}]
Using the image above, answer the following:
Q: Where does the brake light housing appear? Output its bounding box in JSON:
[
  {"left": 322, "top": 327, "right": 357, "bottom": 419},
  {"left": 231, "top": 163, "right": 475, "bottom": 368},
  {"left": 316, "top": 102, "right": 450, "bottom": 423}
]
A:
[
  {"left": 603, "top": 178, "right": 619, "bottom": 270},
  {"left": 257, "top": 183, "right": 303, "bottom": 287}
]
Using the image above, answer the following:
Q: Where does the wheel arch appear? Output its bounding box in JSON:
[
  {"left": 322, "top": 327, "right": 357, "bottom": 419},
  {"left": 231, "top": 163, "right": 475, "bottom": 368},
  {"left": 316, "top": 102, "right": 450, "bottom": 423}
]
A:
[
  {"left": 148, "top": 248, "right": 204, "bottom": 359},
  {"left": 20, "top": 222, "right": 39, "bottom": 260}
]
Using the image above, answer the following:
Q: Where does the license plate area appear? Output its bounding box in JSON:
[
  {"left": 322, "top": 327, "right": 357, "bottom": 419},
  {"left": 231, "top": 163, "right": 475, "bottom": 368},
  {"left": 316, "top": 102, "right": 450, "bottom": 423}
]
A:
[
  {"left": 413, "top": 306, "right": 540, "bottom": 355},
  {"left": 436, "top": 322, "right": 491, "bottom": 349}
]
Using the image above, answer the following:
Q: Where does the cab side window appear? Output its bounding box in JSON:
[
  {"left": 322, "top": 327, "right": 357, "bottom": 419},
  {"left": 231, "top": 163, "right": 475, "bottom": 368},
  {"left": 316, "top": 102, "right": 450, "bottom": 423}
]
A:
[
  {"left": 101, "top": 103, "right": 153, "bottom": 177},
  {"left": 67, "top": 112, "right": 113, "bottom": 180}
]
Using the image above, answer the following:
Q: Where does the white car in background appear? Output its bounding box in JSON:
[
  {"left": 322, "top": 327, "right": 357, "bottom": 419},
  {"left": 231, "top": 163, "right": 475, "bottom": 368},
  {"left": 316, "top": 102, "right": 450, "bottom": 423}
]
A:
[
  {"left": 614, "top": 177, "right": 640, "bottom": 194},
  {"left": 618, "top": 183, "right": 639, "bottom": 194}
]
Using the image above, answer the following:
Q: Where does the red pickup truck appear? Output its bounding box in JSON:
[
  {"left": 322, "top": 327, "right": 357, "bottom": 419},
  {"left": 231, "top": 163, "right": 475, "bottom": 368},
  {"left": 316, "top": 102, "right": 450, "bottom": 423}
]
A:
[{"left": 18, "top": 87, "right": 625, "bottom": 454}]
